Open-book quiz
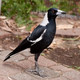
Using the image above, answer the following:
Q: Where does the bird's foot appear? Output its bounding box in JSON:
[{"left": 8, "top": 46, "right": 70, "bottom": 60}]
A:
[
  {"left": 28, "top": 68, "right": 47, "bottom": 77},
  {"left": 28, "top": 69, "right": 37, "bottom": 72},
  {"left": 36, "top": 69, "right": 47, "bottom": 77}
]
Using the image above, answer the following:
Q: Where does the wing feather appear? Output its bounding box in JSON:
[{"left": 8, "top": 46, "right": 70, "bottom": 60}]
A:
[{"left": 27, "top": 25, "right": 46, "bottom": 43}]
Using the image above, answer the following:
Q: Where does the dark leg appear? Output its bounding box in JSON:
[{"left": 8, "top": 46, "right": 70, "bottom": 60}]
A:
[
  {"left": 34, "top": 53, "right": 40, "bottom": 75},
  {"left": 34, "top": 53, "right": 46, "bottom": 77},
  {"left": 28, "top": 53, "right": 40, "bottom": 73},
  {"left": 28, "top": 53, "right": 46, "bottom": 77}
]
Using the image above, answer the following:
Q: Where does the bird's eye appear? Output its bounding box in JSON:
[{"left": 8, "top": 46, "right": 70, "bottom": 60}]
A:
[{"left": 52, "top": 10, "right": 55, "bottom": 13}]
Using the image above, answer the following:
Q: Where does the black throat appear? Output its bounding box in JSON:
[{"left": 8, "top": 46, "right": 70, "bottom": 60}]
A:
[
  {"left": 48, "top": 11, "right": 57, "bottom": 22},
  {"left": 48, "top": 15, "right": 57, "bottom": 22}
]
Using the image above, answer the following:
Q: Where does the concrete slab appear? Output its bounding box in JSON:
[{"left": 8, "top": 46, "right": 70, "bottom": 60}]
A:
[
  {"left": 26, "top": 67, "right": 60, "bottom": 80},
  {"left": 0, "top": 50, "right": 80, "bottom": 80},
  {"left": 56, "top": 28, "right": 80, "bottom": 37}
]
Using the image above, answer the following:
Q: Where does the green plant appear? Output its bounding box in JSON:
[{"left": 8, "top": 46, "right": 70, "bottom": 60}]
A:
[
  {"left": 1, "top": 0, "right": 80, "bottom": 30},
  {"left": 2, "top": 0, "right": 36, "bottom": 26},
  {"left": 70, "top": 66, "right": 80, "bottom": 70}
]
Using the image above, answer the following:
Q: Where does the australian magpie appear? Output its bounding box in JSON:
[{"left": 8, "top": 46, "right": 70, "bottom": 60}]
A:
[{"left": 4, "top": 8, "right": 66, "bottom": 76}]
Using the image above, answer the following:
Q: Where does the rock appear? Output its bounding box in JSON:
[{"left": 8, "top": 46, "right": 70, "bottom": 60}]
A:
[{"left": 0, "top": 16, "right": 6, "bottom": 20}]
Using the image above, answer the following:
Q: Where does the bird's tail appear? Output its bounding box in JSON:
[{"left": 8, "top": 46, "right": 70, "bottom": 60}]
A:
[
  {"left": 3, "top": 51, "right": 14, "bottom": 61},
  {"left": 3, "top": 37, "right": 32, "bottom": 62}
]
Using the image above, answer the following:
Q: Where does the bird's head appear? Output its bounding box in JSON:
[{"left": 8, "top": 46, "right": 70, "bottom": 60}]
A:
[
  {"left": 40, "top": 8, "right": 66, "bottom": 26},
  {"left": 48, "top": 8, "right": 66, "bottom": 20}
]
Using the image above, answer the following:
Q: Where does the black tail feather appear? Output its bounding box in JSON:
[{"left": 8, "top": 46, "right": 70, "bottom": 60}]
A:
[
  {"left": 3, "top": 37, "right": 32, "bottom": 62},
  {"left": 3, "top": 52, "right": 12, "bottom": 62},
  {"left": 3, "top": 55, "right": 10, "bottom": 61}
]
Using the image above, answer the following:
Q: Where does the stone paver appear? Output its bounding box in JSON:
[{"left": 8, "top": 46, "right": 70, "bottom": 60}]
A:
[
  {"left": 0, "top": 50, "right": 25, "bottom": 62},
  {"left": 0, "top": 60, "right": 20, "bottom": 76},
  {"left": 56, "top": 28, "right": 80, "bottom": 37},
  {"left": 62, "top": 70, "right": 80, "bottom": 80},
  {"left": 26, "top": 67, "right": 60, "bottom": 79},
  {"left": 16, "top": 60, "right": 34, "bottom": 69},
  {"left": 0, "top": 75, "right": 9, "bottom": 80},
  {"left": 0, "top": 50, "right": 80, "bottom": 80},
  {"left": 9, "top": 54, "right": 25, "bottom": 62},
  {"left": 20, "top": 49, "right": 34, "bottom": 57},
  {"left": 50, "top": 65, "right": 72, "bottom": 72},
  {"left": 10, "top": 73, "right": 37, "bottom": 80},
  {"left": 50, "top": 76, "right": 69, "bottom": 80},
  {"left": 0, "top": 50, "right": 11, "bottom": 61}
]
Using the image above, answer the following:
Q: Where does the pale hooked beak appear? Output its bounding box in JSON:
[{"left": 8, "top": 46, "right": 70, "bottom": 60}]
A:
[{"left": 56, "top": 10, "right": 66, "bottom": 15}]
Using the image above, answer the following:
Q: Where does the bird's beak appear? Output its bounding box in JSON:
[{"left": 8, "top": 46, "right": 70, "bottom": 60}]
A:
[{"left": 56, "top": 10, "right": 66, "bottom": 15}]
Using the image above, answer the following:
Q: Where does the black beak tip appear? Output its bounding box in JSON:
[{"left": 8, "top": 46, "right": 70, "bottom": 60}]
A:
[{"left": 62, "top": 11, "right": 66, "bottom": 14}]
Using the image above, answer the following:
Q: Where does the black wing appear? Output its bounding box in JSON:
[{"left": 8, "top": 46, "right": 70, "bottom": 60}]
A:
[{"left": 28, "top": 25, "right": 46, "bottom": 41}]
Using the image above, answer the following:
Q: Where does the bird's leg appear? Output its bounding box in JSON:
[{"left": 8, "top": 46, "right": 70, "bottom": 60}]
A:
[
  {"left": 34, "top": 53, "right": 40, "bottom": 74},
  {"left": 28, "top": 53, "right": 46, "bottom": 77},
  {"left": 34, "top": 54, "right": 46, "bottom": 77},
  {"left": 28, "top": 53, "right": 40, "bottom": 73}
]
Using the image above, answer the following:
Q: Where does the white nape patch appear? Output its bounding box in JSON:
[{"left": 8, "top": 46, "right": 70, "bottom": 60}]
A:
[
  {"left": 56, "top": 10, "right": 64, "bottom": 15},
  {"left": 28, "top": 29, "right": 47, "bottom": 44},
  {"left": 40, "top": 12, "right": 49, "bottom": 26}
]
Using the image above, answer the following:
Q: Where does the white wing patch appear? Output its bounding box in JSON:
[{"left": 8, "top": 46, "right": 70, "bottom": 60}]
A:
[
  {"left": 27, "top": 29, "right": 47, "bottom": 44},
  {"left": 40, "top": 12, "right": 49, "bottom": 26}
]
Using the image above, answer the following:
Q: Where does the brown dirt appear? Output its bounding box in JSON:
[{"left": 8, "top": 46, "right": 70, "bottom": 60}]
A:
[
  {"left": 0, "top": 33, "right": 30, "bottom": 50},
  {"left": 45, "top": 47, "right": 80, "bottom": 66}
]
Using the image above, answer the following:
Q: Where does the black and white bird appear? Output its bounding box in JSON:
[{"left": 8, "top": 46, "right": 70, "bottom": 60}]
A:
[{"left": 4, "top": 8, "right": 66, "bottom": 76}]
